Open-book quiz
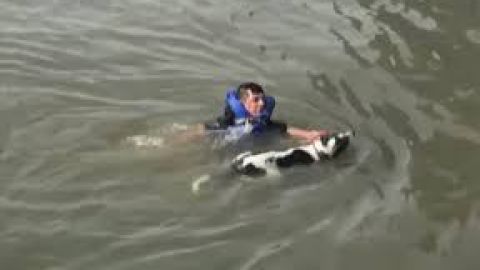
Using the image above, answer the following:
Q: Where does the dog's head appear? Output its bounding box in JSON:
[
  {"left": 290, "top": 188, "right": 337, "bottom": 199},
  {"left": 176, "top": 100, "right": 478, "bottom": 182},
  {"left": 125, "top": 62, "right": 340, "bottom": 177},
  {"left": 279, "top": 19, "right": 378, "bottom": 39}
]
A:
[{"left": 313, "top": 130, "right": 353, "bottom": 158}]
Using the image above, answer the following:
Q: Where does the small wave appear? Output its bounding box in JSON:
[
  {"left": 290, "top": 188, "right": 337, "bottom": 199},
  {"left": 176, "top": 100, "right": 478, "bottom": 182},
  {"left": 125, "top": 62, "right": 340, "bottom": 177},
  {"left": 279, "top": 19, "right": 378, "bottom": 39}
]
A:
[
  {"left": 126, "top": 135, "right": 165, "bottom": 148},
  {"left": 466, "top": 29, "right": 480, "bottom": 44}
]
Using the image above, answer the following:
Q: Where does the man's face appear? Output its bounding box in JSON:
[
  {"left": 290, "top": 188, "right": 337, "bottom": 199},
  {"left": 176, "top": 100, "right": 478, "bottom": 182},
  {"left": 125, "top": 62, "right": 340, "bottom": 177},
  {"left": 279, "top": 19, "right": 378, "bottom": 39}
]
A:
[{"left": 242, "top": 89, "right": 265, "bottom": 117}]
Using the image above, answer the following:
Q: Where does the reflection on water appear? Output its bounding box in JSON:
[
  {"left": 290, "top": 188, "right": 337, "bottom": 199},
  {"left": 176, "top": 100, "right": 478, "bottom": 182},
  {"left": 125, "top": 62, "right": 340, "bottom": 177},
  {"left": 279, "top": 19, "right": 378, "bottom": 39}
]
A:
[{"left": 0, "top": 0, "right": 479, "bottom": 269}]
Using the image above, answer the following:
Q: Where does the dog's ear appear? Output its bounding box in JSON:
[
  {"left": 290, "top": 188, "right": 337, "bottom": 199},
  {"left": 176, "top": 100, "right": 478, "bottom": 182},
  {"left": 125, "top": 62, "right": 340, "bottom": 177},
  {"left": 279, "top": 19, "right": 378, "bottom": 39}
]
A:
[
  {"left": 320, "top": 135, "right": 330, "bottom": 145},
  {"left": 331, "top": 136, "right": 350, "bottom": 158}
]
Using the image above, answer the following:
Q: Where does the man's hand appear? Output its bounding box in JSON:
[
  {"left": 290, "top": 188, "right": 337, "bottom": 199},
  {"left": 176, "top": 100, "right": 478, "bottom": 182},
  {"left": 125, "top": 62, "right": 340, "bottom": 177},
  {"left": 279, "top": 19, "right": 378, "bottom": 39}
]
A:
[{"left": 304, "top": 130, "right": 329, "bottom": 142}]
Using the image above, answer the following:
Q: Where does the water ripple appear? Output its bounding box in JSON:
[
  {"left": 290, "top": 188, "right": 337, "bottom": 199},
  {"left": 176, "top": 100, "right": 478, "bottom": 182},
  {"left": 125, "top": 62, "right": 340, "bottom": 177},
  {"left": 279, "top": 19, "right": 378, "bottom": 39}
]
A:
[{"left": 1, "top": 0, "right": 479, "bottom": 269}]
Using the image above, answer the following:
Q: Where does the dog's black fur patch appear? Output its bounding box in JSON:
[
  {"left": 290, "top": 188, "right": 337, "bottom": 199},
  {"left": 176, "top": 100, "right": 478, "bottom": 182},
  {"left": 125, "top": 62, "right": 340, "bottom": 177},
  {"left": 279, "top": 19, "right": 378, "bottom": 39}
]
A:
[
  {"left": 275, "top": 149, "right": 316, "bottom": 168},
  {"left": 232, "top": 163, "right": 267, "bottom": 176}
]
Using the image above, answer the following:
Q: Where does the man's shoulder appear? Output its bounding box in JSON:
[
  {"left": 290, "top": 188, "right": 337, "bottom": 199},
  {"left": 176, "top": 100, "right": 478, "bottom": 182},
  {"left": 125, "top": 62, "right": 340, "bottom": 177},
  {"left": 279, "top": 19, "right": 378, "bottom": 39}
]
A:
[{"left": 204, "top": 106, "right": 235, "bottom": 130}]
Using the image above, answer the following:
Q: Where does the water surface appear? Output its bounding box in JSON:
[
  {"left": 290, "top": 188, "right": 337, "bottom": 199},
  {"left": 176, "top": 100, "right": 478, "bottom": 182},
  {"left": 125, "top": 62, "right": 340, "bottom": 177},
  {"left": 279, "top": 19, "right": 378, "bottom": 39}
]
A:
[{"left": 1, "top": 0, "right": 480, "bottom": 269}]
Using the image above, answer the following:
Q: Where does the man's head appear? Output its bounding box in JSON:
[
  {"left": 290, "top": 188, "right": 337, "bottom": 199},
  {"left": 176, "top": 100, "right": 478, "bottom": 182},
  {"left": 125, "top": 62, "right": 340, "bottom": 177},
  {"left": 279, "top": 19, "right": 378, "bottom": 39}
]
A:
[{"left": 237, "top": 82, "right": 265, "bottom": 117}]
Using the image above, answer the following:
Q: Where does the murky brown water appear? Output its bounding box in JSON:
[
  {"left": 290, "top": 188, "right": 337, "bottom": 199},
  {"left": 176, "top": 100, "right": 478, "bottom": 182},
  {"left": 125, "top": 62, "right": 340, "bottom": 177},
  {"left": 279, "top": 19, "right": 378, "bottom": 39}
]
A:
[{"left": 1, "top": 0, "right": 479, "bottom": 269}]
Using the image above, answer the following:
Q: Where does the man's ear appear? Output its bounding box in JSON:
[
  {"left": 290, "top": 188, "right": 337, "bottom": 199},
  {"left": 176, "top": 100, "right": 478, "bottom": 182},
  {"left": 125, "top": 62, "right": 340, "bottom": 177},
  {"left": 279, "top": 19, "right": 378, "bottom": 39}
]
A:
[{"left": 235, "top": 86, "right": 242, "bottom": 99}]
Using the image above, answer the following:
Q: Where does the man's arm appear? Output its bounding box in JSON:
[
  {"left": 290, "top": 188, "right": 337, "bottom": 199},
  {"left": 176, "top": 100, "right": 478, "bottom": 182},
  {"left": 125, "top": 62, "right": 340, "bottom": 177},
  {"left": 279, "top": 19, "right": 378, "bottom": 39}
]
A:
[
  {"left": 286, "top": 126, "right": 329, "bottom": 142},
  {"left": 172, "top": 105, "right": 235, "bottom": 143},
  {"left": 267, "top": 119, "right": 328, "bottom": 142}
]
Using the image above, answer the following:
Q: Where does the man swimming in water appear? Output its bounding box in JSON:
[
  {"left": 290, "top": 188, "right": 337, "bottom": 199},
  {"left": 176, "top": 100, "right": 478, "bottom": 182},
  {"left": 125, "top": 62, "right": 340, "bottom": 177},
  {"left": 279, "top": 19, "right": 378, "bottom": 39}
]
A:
[
  {"left": 182, "top": 82, "right": 329, "bottom": 143},
  {"left": 187, "top": 82, "right": 353, "bottom": 191}
]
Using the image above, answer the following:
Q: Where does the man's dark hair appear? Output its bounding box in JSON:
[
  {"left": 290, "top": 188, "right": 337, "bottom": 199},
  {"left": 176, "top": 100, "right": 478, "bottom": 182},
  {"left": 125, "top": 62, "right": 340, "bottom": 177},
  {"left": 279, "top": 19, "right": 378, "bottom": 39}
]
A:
[{"left": 237, "top": 82, "right": 264, "bottom": 100}]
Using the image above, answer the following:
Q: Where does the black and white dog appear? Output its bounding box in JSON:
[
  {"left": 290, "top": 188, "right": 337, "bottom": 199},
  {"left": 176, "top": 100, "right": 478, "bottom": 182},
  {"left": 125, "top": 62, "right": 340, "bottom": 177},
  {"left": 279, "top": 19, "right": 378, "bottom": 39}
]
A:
[{"left": 231, "top": 131, "right": 354, "bottom": 177}]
